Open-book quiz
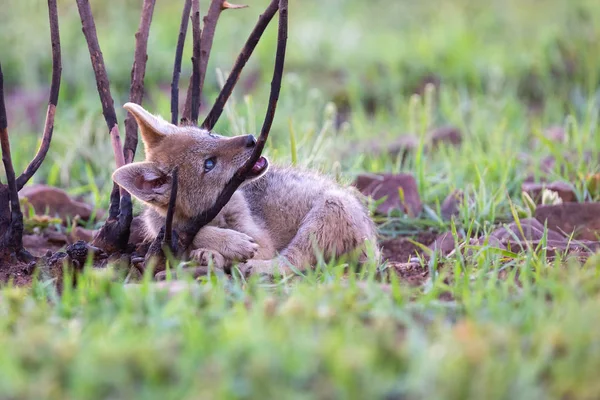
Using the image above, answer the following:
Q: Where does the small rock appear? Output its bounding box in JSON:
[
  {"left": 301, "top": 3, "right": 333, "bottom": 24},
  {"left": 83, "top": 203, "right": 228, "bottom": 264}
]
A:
[
  {"left": 535, "top": 202, "right": 600, "bottom": 241},
  {"left": 21, "top": 261, "right": 36, "bottom": 276},
  {"left": 22, "top": 234, "right": 64, "bottom": 257},
  {"left": 385, "top": 135, "right": 420, "bottom": 159},
  {"left": 19, "top": 184, "right": 95, "bottom": 222},
  {"left": 469, "top": 217, "right": 600, "bottom": 259},
  {"left": 65, "top": 240, "right": 106, "bottom": 267},
  {"left": 537, "top": 152, "right": 597, "bottom": 176},
  {"left": 428, "top": 232, "right": 457, "bottom": 257},
  {"left": 22, "top": 234, "right": 51, "bottom": 250},
  {"left": 46, "top": 251, "right": 68, "bottom": 267},
  {"left": 357, "top": 134, "right": 419, "bottom": 163},
  {"left": 354, "top": 174, "right": 379, "bottom": 193},
  {"left": 489, "top": 218, "right": 566, "bottom": 242},
  {"left": 354, "top": 173, "right": 422, "bottom": 216},
  {"left": 46, "top": 230, "right": 68, "bottom": 245},
  {"left": 70, "top": 226, "right": 97, "bottom": 243},
  {"left": 522, "top": 181, "right": 577, "bottom": 204},
  {"left": 440, "top": 190, "right": 463, "bottom": 220},
  {"left": 428, "top": 126, "right": 462, "bottom": 148}
]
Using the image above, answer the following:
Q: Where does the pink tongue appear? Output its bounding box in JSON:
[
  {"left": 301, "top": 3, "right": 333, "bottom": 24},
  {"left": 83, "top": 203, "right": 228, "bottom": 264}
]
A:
[{"left": 252, "top": 157, "right": 266, "bottom": 173}]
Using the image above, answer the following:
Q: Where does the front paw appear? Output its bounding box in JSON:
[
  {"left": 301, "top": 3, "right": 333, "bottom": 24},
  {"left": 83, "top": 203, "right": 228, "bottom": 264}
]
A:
[
  {"left": 190, "top": 248, "right": 226, "bottom": 269},
  {"left": 221, "top": 231, "right": 259, "bottom": 262}
]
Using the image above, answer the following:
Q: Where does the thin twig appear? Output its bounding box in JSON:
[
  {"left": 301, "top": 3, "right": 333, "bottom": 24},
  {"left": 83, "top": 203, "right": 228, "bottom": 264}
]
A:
[
  {"left": 123, "top": 0, "right": 156, "bottom": 164},
  {"left": 77, "top": 0, "right": 134, "bottom": 252},
  {"left": 0, "top": 65, "right": 6, "bottom": 153},
  {"left": 202, "top": 0, "right": 278, "bottom": 130},
  {"left": 197, "top": 0, "right": 229, "bottom": 119},
  {"left": 16, "top": 0, "right": 62, "bottom": 191},
  {"left": 75, "top": 0, "right": 126, "bottom": 171},
  {"left": 237, "top": 0, "right": 288, "bottom": 176},
  {"left": 183, "top": 0, "right": 251, "bottom": 125},
  {"left": 181, "top": 0, "right": 287, "bottom": 246},
  {"left": 163, "top": 167, "right": 178, "bottom": 247},
  {"left": 171, "top": 0, "right": 192, "bottom": 124},
  {"left": 0, "top": 67, "right": 7, "bottom": 185},
  {"left": 192, "top": 0, "right": 231, "bottom": 121},
  {"left": 108, "top": 183, "right": 120, "bottom": 220},
  {"left": 190, "top": 0, "right": 202, "bottom": 124},
  {"left": 0, "top": 64, "right": 24, "bottom": 249},
  {"left": 181, "top": 0, "right": 201, "bottom": 124},
  {"left": 144, "top": 167, "right": 179, "bottom": 273},
  {"left": 237, "top": 0, "right": 287, "bottom": 174}
]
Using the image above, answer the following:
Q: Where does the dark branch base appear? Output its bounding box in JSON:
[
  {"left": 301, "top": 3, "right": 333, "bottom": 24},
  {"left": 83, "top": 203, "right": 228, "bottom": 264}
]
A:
[
  {"left": 91, "top": 194, "right": 133, "bottom": 254},
  {"left": 0, "top": 186, "right": 35, "bottom": 266},
  {"left": 0, "top": 248, "right": 35, "bottom": 266},
  {"left": 143, "top": 226, "right": 181, "bottom": 275}
]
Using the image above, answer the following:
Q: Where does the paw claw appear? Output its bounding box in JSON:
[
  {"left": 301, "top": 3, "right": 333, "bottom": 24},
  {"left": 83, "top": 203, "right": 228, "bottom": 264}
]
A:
[
  {"left": 190, "top": 249, "right": 226, "bottom": 269},
  {"left": 221, "top": 231, "right": 258, "bottom": 262}
]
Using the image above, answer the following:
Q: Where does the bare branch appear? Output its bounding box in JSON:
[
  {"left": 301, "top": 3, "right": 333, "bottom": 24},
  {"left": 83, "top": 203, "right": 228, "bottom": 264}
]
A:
[
  {"left": 198, "top": 0, "right": 229, "bottom": 112},
  {"left": 108, "top": 183, "right": 120, "bottom": 219},
  {"left": 183, "top": 0, "right": 251, "bottom": 125},
  {"left": 163, "top": 166, "right": 179, "bottom": 247},
  {"left": 123, "top": 0, "right": 156, "bottom": 164},
  {"left": 181, "top": 0, "right": 202, "bottom": 124},
  {"left": 0, "top": 66, "right": 6, "bottom": 139},
  {"left": 75, "top": 0, "right": 126, "bottom": 171},
  {"left": 143, "top": 167, "right": 180, "bottom": 274},
  {"left": 202, "top": 0, "right": 278, "bottom": 130},
  {"left": 180, "top": 0, "right": 288, "bottom": 247},
  {"left": 171, "top": 0, "right": 193, "bottom": 124},
  {"left": 222, "top": 2, "right": 248, "bottom": 10},
  {"left": 0, "top": 0, "right": 61, "bottom": 262},
  {"left": 190, "top": 0, "right": 202, "bottom": 124},
  {"left": 77, "top": 0, "right": 134, "bottom": 253},
  {"left": 16, "top": 0, "right": 62, "bottom": 191},
  {"left": 237, "top": 0, "right": 287, "bottom": 174},
  {"left": 0, "top": 64, "right": 24, "bottom": 250}
]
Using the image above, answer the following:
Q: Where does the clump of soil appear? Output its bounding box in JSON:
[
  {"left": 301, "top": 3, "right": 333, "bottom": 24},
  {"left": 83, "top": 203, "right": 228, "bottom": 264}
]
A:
[{"left": 380, "top": 231, "right": 438, "bottom": 263}]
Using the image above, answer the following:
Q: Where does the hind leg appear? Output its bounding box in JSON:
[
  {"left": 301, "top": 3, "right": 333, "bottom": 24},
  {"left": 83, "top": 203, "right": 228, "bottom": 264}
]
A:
[{"left": 239, "top": 190, "right": 379, "bottom": 277}]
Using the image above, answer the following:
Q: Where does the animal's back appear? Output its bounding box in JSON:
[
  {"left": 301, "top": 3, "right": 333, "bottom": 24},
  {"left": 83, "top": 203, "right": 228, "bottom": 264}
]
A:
[{"left": 242, "top": 166, "right": 375, "bottom": 251}]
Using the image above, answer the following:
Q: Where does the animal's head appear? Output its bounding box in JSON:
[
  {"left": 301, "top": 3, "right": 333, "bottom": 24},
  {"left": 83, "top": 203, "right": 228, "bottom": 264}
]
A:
[{"left": 113, "top": 102, "right": 269, "bottom": 218}]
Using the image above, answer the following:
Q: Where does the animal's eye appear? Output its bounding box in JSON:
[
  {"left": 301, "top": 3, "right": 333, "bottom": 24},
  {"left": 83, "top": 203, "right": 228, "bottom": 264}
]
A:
[{"left": 204, "top": 157, "right": 216, "bottom": 172}]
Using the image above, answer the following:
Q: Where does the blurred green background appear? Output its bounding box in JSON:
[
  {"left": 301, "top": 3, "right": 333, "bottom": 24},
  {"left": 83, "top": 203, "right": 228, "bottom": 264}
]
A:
[{"left": 2, "top": 2, "right": 600, "bottom": 399}]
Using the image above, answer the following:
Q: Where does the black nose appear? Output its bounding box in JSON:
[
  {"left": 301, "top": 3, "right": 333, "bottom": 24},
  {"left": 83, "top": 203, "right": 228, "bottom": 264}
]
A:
[{"left": 245, "top": 134, "right": 257, "bottom": 148}]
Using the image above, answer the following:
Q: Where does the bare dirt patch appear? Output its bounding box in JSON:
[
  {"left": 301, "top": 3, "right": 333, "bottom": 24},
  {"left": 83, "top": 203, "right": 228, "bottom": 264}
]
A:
[{"left": 380, "top": 231, "right": 438, "bottom": 263}]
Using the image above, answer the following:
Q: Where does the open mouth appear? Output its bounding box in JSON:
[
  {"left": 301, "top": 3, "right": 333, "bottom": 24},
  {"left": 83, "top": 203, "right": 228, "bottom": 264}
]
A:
[{"left": 247, "top": 156, "right": 269, "bottom": 178}]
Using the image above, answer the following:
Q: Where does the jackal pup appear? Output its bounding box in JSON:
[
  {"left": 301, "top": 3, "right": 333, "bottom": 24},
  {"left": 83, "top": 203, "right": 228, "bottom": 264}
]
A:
[{"left": 113, "top": 103, "right": 379, "bottom": 276}]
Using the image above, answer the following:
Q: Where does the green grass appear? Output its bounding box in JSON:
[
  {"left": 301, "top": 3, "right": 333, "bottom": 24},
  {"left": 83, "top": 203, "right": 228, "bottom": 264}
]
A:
[{"left": 1, "top": 0, "right": 600, "bottom": 398}]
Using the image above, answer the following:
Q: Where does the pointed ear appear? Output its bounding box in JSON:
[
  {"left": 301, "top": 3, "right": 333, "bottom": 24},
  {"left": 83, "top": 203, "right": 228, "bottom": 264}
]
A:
[
  {"left": 123, "top": 102, "right": 175, "bottom": 149},
  {"left": 112, "top": 161, "right": 172, "bottom": 205}
]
